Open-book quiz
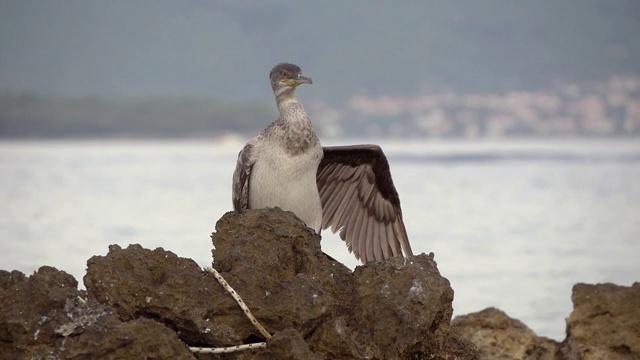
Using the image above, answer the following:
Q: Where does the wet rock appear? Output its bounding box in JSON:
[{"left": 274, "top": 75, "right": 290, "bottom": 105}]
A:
[
  {"left": 451, "top": 307, "right": 560, "bottom": 360},
  {"left": 562, "top": 282, "right": 640, "bottom": 359}
]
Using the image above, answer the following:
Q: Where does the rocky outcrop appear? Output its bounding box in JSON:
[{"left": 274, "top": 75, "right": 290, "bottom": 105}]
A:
[
  {"left": 1, "top": 207, "right": 638, "bottom": 359},
  {"left": 451, "top": 308, "right": 560, "bottom": 359},
  {"left": 0, "top": 208, "right": 476, "bottom": 359},
  {"left": 451, "top": 283, "right": 640, "bottom": 360},
  {"left": 0, "top": 267, "right": 194, "bottom": 359},
  {"left": 562, "top": 282, "right": 640, "bottom": 359},
  {"left": 205, "top": 208, "right": 476, "bottom": 359}
]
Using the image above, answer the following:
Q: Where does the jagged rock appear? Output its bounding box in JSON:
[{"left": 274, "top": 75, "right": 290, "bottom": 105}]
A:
[
  {"left": 211, "top": 209, "right": 353, "bottom": 342},
  {"left": 59, "top": 314, "right": 194, "bottom": 360},
  {"left": 0, "top": 267, "right": 80, "bottom": 358},
  {"left": 451, "top": 307, "right": 560, "bottom": 359},
  {"left": 347, "top": 255, "right": 455, "bottom": 357},
  {"left": 0, "top": 267, "right": 194, "bottom": 359},
  {"left": 562, "top": 282, "right": 640, "bottom": 359},
  {"left": 210, "top": 208, "right": 476, "bottom": 359},
  {"left": 11, "top": 208, "right": 636, "bottom": 359},
  {"left": 84, "top": 244, "right": 247, "bottom": 347},
  {"left": 267, "top": 328, "right": 323, "bottom": 360},
  {"left": 68, "top": 208, "right": 476, "bottom": 359},
  {"left": 452, "top": 283, "right": 640, "bottom": 360},
  {"left": 0, "top": 208, "right": 480, "bottom": 359}
]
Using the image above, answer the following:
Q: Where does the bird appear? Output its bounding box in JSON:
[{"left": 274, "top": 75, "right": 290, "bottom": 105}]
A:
[{"left": 232, "top": 63, "right": 413, "bottom": 263}]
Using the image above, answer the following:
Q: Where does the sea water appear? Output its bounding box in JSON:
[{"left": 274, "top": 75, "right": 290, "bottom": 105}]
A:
[{"left": 1, "top": 138, "right": 639, "bottom": 340}]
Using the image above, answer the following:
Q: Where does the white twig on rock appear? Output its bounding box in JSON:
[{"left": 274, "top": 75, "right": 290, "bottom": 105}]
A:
[
  {"left": 189, "top": 266, "right": 272, "bottom": 355},
  {"left": 205, "top": 265, "right": 272, "bottom": 339},
  {"left": 189, "top": 342, "right": 267, "bottom": 354}
]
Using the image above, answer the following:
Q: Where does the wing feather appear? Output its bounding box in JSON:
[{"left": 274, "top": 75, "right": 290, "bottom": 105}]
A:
[
  {"left": 357, "top": 205, "right": 370, "bottom": 261},
  {"left": 387, "top": 223, "right": 401, "bottom": 257},
  {"left": 232, "top": 142, "right": 255, "bottom": 212},
  {"left": 380, "top": 221, "right": 392, "bottom": 259},
  {"left": 323, "top": 178, "right": 349, "bottom": 227},
  {"left": 317, "top": 145, "right": 414, "bottom": 263},
  {"left": 330, "top": 180, "right": 356, "bottom": 233},
  {"left": 344, "top": 196, "right": 362, "bottom": 258},
  {"left": 372, "top": 221, "right": 384, "bottom": 261}
]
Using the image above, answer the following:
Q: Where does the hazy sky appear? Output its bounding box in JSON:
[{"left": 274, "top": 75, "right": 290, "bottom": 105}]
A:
[
  {"left": 1, "top": 1, "right": 259, "bottom": 98},
  {"left": 1, "top": 1, "right": 639, "bottom": 102}
]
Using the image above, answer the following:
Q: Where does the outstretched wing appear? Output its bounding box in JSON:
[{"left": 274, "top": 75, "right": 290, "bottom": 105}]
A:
[
  {"left": 316, "top": 145, "right": 413, "bottom": 263},
  {"left": 232, "top": 142, "right": 254, "bottom": 212}
]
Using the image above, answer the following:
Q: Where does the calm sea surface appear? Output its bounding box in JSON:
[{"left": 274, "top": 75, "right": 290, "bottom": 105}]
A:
[{"left": 1, "top": 138, "right": 639, "bottom": 340}]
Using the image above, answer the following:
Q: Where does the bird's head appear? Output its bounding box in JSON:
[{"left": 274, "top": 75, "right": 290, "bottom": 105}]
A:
[{"left": 269, "top": 63, "right": 312, "bottom": 94}]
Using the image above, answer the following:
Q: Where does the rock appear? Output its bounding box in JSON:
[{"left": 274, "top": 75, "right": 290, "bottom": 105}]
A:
[
  {"left": 210, "top": 208, "right": 476, "bottom": 359},
  {"left": 0, "top": 267, "right": 194, "bottom": 359},
  {"left": 63, "top": 207, "right": 477, "bottom": 359},
  {"left": 0, "top": 267, "right": 79, "bottom": 358},
  {"left": 59, "top": 314, "right": 194, "bottom": 359},
  {"left": 211, "top": 208, "right": 353, "bottom": 342},
  {"left": 347, "top": 255, "right": 455, "bottom": 357},
  {"left": 562, "top": 282, "right": 640, "bottom": 359},
  {"left": 84, "top": 244, "right": 247, "bottom": 347},
  {"left": 267, "top": 328, "right": 323, "bottom": 360},
  {"left": 9, "top": 207, "right": 637, "bottom": 358},
  {"left": 452, "top": 283, "right": 640, "bottom": 360},
  {"left": 451, "top": 307, "right": 560, "bottom": 359}
]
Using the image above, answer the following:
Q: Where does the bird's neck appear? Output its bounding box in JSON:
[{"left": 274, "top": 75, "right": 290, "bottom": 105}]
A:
[
  {"left": 275, "top": 92, "right": 313, "bottom": 131},
  {"left": 273, "top": 92, "right": 320, "bottom": 155},
  {"left": 276, "top": 93, "right": 306, "bottom": 120}
]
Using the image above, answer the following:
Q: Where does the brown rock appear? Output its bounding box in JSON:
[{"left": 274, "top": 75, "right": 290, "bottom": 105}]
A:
[
  {"left": 4, "top": 207, "right": 639, "bottom": 359},
  {"left": 60, "top": 315, "right": 194, "bottom": 360},
  {"left": 1, "top": 207, "right": 479, "bottom": 359},
  {"left": 348, "top": 254, "right": 455, "bottom": 358},
  {"left": 210, "top": 208, "right": 477, "bottom": 359},
  {"left": 562, "top": 282, "right": 640, "bottom": 359},
  {"left": 0, "top": 267, "right": 194, "bottom": 359},
  {"left": 211, "top": 208, "right": 354, "bottom": 341},
  {"left": 0, "top": 267, "right": 79, "bottom": 358},
  {"left": 451, "top": 307, "right": 560, "bottom": 360},
  {"left": 267, "top": 328, "right": 323, "bottom": 360},
  {"left": 84, "top": 244, "right": 250, "bottom": 347}
]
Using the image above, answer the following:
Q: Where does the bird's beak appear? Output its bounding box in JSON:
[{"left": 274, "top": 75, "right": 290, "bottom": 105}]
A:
[
  {"left": 285, "top": 76, "right": 313, "bottom": 87},
  {"left": 296, "top": 75, "right": 313, "bottom": 85}
]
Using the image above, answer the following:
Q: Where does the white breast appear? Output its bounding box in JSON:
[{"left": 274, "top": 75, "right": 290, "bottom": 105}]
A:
[{"left": 249, "top": 140, "right": 323, "bottom": 232}]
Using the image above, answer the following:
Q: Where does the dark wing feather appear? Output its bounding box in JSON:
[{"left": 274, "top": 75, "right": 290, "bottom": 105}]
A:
[
  {"left": 232, "top": 143, "right": 254, "bottom": 212},
  {"left": 317, "top": 145, "right": 413, "bottom": 263}
]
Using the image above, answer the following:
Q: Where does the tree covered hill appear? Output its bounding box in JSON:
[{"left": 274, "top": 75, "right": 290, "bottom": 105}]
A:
[
  {"left": 0, "top": 94, "right": 273, "bottom": 138},
  {"left": 1, "top": 1, "right": 639, "bottom": 138}
]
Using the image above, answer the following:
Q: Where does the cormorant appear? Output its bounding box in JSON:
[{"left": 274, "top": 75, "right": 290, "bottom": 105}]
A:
[{"left": 232, "top": 63, "right": 413, "bottom": 263}]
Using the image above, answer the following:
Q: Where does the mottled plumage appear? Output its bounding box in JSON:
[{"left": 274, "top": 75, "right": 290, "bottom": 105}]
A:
[{"left": 232, "top": 63, "right": 413, "bottom": 263}]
